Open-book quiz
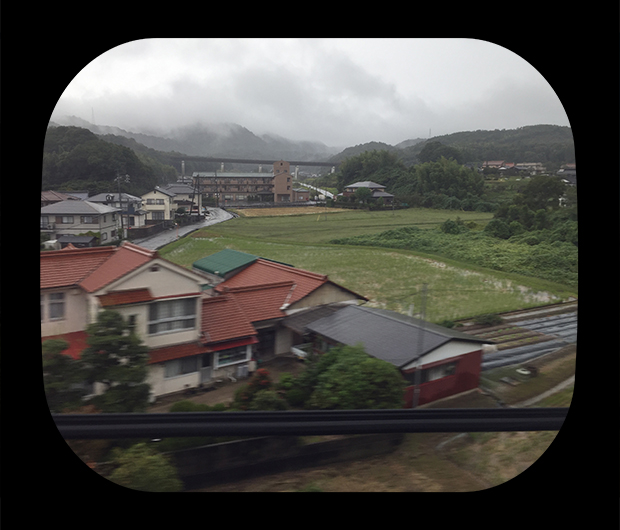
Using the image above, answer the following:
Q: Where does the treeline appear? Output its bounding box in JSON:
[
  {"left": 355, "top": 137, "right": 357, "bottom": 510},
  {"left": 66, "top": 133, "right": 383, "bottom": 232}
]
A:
[
  {"left": 323, "top": 150, "right": 496, "bottom": 212},
  {"left": 43, "top": 126, "right": 178, "bottom": 196},
  {"left": 398, "top": 125, "right": 575, "bottom": 169}
]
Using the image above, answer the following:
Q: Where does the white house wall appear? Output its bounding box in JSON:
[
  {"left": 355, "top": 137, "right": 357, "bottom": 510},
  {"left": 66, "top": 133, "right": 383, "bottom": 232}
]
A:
[
  {"left": 101, "top": 258, "right": 208, "bottom": 299},
  {"left": 401, "top": 340, "right": 484, "bottom": 370},
  {"left": 41, "top": 287, "right": 89, "bottom": 337}
]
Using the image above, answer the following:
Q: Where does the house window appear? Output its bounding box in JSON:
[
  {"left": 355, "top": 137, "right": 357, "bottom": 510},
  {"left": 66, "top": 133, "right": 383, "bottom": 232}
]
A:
[
  {"left": 148, "top": 298, "right": 196, "bottom": 335},
  {"left": 41, "top": 216, "right": 49, "bottom": 228},
  {"left": 49, "top": 292, "right": 65, "bottom": 320},
  {"left": 128, "top": 315, "right": 137, "bottom": 333},
  {"left": 146, "top": 199, "right": 155, "bottom": 205},
  {"left": 152, "top": 212, "right": 165, "bottom": 220},
  {"left": 156, "top": 199, "right": 165, "bottom": 205},
  {"left": 61, "top": 216, "right": 74, "bottom": 224},
  {"left": 81, "top": 216, "right": 95, "bottom": 224},
  {"left": 101, "top": 232, "right": 108, "bottom": 241},
  {"left": 164, "top": 355, "right": 199, "bottom": 378},
  {"left": 216, "top": 345, "right": 249, "bottom": 368}
]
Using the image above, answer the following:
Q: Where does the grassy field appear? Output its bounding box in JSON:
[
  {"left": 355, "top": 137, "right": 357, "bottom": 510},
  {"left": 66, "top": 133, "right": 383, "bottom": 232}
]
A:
[
  {"left": 160, "top": 208, "right": 577, "bottom": 322},
  {"left": 216, "top": 207, "right": 495, "bottom": 244}
]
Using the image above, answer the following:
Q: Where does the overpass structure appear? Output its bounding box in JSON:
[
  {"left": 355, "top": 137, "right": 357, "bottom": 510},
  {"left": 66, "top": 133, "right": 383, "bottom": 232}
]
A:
[{"left": 168, "top": 155, "right": 338, "bottom": 172}]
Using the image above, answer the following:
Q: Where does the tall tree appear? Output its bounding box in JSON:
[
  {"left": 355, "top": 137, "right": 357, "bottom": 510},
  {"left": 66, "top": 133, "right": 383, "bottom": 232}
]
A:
[
  {"left": 81, "top": 310, "right": 151, "bottom": 413},
  {"left": 518, "top": 175, "right": 567, "bottom": 211},
  {"left": 42, "top": 339, "right": 88, "bottom": 412}
]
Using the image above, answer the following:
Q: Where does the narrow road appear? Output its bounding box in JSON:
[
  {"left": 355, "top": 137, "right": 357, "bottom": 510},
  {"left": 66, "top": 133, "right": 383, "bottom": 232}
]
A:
[{"left": 132, "top": 208, "right": 235, "bottom": 250}]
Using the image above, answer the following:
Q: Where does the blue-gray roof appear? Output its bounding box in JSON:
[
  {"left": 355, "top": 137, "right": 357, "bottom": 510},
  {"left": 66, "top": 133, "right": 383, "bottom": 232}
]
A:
[{"left": 306, "top": 305, "right": 490, "bottom": 367}]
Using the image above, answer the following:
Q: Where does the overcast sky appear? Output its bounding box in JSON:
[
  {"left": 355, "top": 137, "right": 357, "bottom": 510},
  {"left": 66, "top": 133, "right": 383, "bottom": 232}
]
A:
[{"left": 51, "top": 38, "right": 570, "bottom": 148}]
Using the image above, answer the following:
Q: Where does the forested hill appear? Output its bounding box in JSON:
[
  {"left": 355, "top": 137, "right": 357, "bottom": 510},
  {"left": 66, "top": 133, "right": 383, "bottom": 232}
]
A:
[
  {"left": 398, "top": 125, "right": 574, "bottom": 169},
  {"left": 42, "top": 126, "right": 178, "bottom": 196}
]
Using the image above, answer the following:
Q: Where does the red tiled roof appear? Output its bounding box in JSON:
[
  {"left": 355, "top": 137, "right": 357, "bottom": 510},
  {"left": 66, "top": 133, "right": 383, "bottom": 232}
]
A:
[
  {"left": 98, "top": 288, "right": 154, "bottom": 307},
  {"left": 41, "top": 242, "right": 158, "bottom": 292},
  {"left": 201, "top": 293, "right": 257, "bottom": 344},
  {"left": 218, "top": 259, "right": 327, "bottom": 306},
  {"left": 148, "top": 342, "right": 209, "bottom": 365},
  {"left": 218, "top": 282, "right": 295, "bottom": 323},
  {"left": 79, "top": 242, "right": 157, "bottom": 293},
  {"left": 40, "top": 246, "right": 117, "bottom": 290},
  {"left": 42, "top": 330, "right": 89, "bottom": 360}
]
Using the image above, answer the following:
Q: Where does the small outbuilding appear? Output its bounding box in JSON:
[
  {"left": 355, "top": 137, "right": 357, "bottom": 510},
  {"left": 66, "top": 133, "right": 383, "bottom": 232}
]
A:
[{"left": 305, "top": 305, "right": 494, "bottom": 407}]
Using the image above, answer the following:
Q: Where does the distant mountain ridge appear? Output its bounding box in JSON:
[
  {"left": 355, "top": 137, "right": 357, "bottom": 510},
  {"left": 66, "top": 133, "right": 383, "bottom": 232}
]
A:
[
  {"left": 49, "top": 116, "right": 338, "bottom": 162},
  {"left": 48, "top": 117, "right": 573, "bottom": 170}
]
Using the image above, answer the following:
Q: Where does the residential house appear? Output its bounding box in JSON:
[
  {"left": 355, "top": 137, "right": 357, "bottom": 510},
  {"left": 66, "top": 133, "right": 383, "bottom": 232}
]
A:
[
  {"left": 40, "top": 200, "right": 120, "bottom": 244},
  {"left": 41, "top": 243, "right": 367, "bottom": 403},
  {"left": 161, "top": 182, "right": 203, "bottom": 215},
  {"left": 341, "top": 181, "right": 394, "bottom": 204},
  {"left": 40, "top": 242, "right": 219, "bottom": 400},
  {"left": 557, "top": 163, "right": 576, "bottom": 186},
  {"left": 141, "top": 187, "right": 176, "bottom": 222},
  {"left": 193, "top": 249, "right": 367, "bottom": 361},
  {"left": 481, "top": 160, "right": 506, "bottom": 169},
  {"left": 41, "top": 190, "right": 82, "bottom": 208},
  {"left": 88, "top": 192, "right": 148, "bottom": 233},
  {"left": 514, "top": 162, "right": 546, "bottom": 175},
  {"left": 305, "top": 305, "right": 493, "bottom": 407},
  {"left": 213, "top": 259, "right": 367, "bottom": 361},
  {"left": 292, "top": 188, "right": 310, "bottom": 201}
]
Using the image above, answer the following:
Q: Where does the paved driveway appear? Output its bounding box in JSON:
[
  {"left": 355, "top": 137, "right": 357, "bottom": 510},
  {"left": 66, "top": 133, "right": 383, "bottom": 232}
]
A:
[{"left": 132, "top": 208, "right": 235, "bottom": 250}]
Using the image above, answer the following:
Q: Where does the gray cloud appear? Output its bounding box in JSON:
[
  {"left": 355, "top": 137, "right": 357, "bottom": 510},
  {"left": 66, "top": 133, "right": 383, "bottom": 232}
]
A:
[{"left": 51, "top": 39, "right": 570, "bottom": 147}]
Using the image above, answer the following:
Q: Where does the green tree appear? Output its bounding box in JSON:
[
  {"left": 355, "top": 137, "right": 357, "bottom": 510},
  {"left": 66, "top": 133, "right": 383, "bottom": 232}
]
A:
[
  {"left": 307, "top": 345, "right": 406, "bottom": 410},
  {"left": 519, "top": 175, "right": 567, "bottom": 211},
  {"left": 354, "top": 186, "right": 373, "bottom": 204},
  {"left": 418, "top": 141, "right": 465, "bottom": 164},
  {"left": 414, "top": 157, "right": 484, "bottom": 200},
  {"left": 42, "top": 339, "right": 88, "bottom": 412},
  {"left": 81, "top": 310, "right": 151, "bottom": 413},
  {"left": 107, "top": 443, "right": 183, "bottom": 492},
  {"left": 336, "top": 150, "right": 405, "bottom": 191},
  {"left": 484, "top": 218, "right": 511, "bottom": 239}
]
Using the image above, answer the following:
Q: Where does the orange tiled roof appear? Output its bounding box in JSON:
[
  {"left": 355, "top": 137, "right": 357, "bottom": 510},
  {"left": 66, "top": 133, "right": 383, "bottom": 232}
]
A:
[
  {"left": 40, "top": 246, "right": 117, "bottom": 289},
  {"left": 201, "top": 293, "right": 257, "bottom": 344},
  {"left": 217, "top": 259, "right": 327, "bottom": 306},
  {"left": 79, "top": 242, "right": 157, "bottom": 292},
  {"left": 40, "top": 242, "right": 158, "bottom": 292},
  {"left": 219, "top": 282, "right": 295, "bottom": 323}
]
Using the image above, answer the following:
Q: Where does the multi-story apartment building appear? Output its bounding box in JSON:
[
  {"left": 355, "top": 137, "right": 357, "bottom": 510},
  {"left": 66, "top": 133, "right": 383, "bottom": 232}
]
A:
[{"left": 193, "top": 160, "right": 309, "bottom": 204}]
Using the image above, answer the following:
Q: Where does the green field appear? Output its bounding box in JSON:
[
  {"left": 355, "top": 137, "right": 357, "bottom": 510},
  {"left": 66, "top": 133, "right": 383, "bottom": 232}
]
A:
[{"left": 160, "top": 208, "right": 577, "bottom": 323}]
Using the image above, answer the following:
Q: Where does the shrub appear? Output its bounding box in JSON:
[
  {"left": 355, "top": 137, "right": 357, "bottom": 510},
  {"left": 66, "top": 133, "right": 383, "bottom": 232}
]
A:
[
  {"left": 169, "top": 400, "right": 199, "bottom": 412},
  {"left": 484, "top": 218, "right": 511, "bottom": 239},
  {"left": 249, "top": 389, "right": 289, "bottom": 411},
  {"left": 107, "top": 443, "right": 183, "bottom": 492},
  {"left": 474, "top": 313, "right": 503, "bottom": 326}
]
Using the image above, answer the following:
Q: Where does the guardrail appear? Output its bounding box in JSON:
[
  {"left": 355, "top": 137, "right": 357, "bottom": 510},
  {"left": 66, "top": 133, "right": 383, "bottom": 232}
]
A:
[{"left": 52, "top": 408, "right": 568, "bottom": 439}]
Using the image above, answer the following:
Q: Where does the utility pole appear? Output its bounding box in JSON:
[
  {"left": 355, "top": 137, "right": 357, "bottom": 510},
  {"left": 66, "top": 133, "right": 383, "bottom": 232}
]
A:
[
  {"left": 115, "top": 173, "right": 130, "bottom": 241},
  {"left": 412, "top": 283, "right": 428, "bottom": 409}
]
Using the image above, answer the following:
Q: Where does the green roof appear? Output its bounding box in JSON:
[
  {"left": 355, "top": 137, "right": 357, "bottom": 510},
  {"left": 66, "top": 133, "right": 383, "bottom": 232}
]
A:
[{"left": 192, "top": 249, "right": 259, "bottom": 277}]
